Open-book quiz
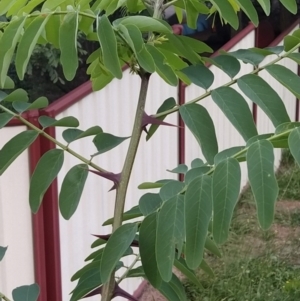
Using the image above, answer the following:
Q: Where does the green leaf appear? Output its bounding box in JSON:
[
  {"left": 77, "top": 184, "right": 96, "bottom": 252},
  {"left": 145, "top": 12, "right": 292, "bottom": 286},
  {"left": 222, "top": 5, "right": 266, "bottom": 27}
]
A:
[
  {"left": 38, "top": 116, "right": 79, "bottom": 128},
  {"left": 207, "top": 55, "right": 240, "bottom": 78},
  {"left": 0, "top": 0, "right": 15, "bottom": 15},
  {"left": 174, "top": 257, "right": 203, "bottom": 288},
  {"left": 45, "top": 14, "right": 60, "bottom": 48},
  {"left": 213, "top": 158, "right": 241, "bottom": 244},
  {"left": 200, "top": 259, "right": 214, "bottom": 277},
  {"left": 185, "top": 175, "right": 212, "bottom": 269},
  {"left": 118, "top": 24, "right": 155, "bottom": 73},
  {"left": 70, "top": 265, "right": 101, "bottom": 301},
  {"left": 256, "top": 0, "right": 271, "bottom": 15},
  {"left": 226, "top": 49, "right": 265, "bottom": 65},
  {"left": 139, "top": 193, "right": 163, "bottom": 216},
  {"left": 12, "top": 284, "right": 40, "bottom": 301},
  {"left": 0, "top": 246, "right": 7, "bottom": 261},
  {"left": 158, "top": 274, "right": 187, "bottom": 301},
  {"left": 127, "top": 266, "right": 145, "bottom": 278},
  {"left": 237, "top": 74, "right": 290, "bottom": 127},
  {"left": 176, "top": 35, "right": 213, "bottom": 54},
  {"left": 235, "top": 0, "right": 259, "bottom": 26},
  {"left": 280, "top": 0, "right": 297, "bottom": 13},
  {"left": 138, "top": 182, "right": 164, "bottom": 189},
  {"left": 284, "top": 35, "right": 300, "bottom": 52},
  {"left": 59, "top": 164, "right": 89, "bottom": 220},
  {"left": 0, "top": 113, "right": 13, "bottom": 129},
  {"left": 100, "top": 223, "right": 137, "bottom": 283},
  {"left": 0, "top": 16, "right": 27, "bottom": 87},
  {"left": 275, "top": 122, "right": 300, "bottom": 134},
  {"left": 167, "top": 164, "right": 188, "bottom": 174},
  {"left": 30, "top": 149, "right": 64, "bottom": 213},
  {"left": 287, "top": 52, "right": 300, "bottom": 64},
  {"left": 140, "top": 213, "right": 162, "bottom": 288},
  {"left": 247, "top": 140, "right": 278, "bottom": 230},
  {"left": 191, "top": 158, "right": 204, "bottom": 168},
  {"left": 265, "top": 64, "right": 300, "bottom": 99},
  {"left": 92, "top": 72, "right": 114, "bottom": 91},
  {"left": 0, "top": 88, "right": 28, "bottom": 102},
  {"left": 159, "top": 181, "right": 185, "bottom": 202},
  {"left": 97, "top": 15, "right": 122, "bottom": 79},
  {"left": 0, "top": 130, "right": 38, "bottom": 175},
  {"left": 180, "top": 65, "right": 214, "bottom": 90},
  {"left": 288, "top": 127, "right": 300, "bottom": 166},
  {"left": 214, "top": 146, "right": 245, "bottom": 165},
  {"left": 146, "top": 45, "right": 178, "bottom": 86},
  {"left": 102, "top": 205, "right": 142, "bottom": 226},
  {"left": 59, "top": 12, "right": 79, "bottom": 81},
  {"left": 3, "top": 76, "right": 15, "bottom": 89},
  {"left": 156, "top": 195, "right": 185, "bottom": 282},
  {"left": 210, "top": 0, "right": 239, "bottom": 29},
  {"left": 92, "top": 133, "right": 130, "bottom": 156},
  {"left": 211, "top": 87, "right": 257, "bottom": 141},
  {"left": 158, "top": 48, "right": 188, "bottom": 70},
  {"left": 115, "top": 16, "right": 172, "bottom": 33},
  {"left": 16, "top": 14, "right": 51, "bottom": 80},
  {"left": 246, "top": 133, "right": 273, "bottom": 146},
  {"left": 62, "top": 126, "right": 103, "bottom": 143},
  {"left": 146, "top": 97, "right": 176, "bottom": 141},
  {"left": 184, "top": 166, "right": 211, "bottom": 185},
  {"left": 12, "top": 97, "right": 48, "bottom": 113},
  {"left": 180, "top": 104, "right": 218, "bottom": 164},
  {"left": 204, "top": 236, "right": 222, "bottom": 257}
]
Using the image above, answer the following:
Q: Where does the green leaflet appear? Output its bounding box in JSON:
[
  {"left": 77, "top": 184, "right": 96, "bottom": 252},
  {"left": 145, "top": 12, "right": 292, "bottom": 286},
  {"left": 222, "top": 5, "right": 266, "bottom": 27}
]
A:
[
  {"left": 168, "top": 164, "right": 188, "bottom": 174},
  {"left": 0, "top": 88, "right": 28, "bottom": 102},
  {"left": 12, "top": 284, "right": 40, "bottom": 301},
  {"left": 247, "top": 140, "right": 278, "bottom": 230},
  {"left": 12, "top": 97, "right": 48, "bottom": 113},
  {"left": 174, "top": 257, "right": 203, "bottom": 288},
  {"left": 191, "top": 158, "right": 204, "bottom": 168},
  {"left": 237, "top": 74, "right": 290, "bottom": 127},
  {"left": 185, "top": 175, "right": 212, "bottom": 269},
  {"left": 156, "top": 195, "right": 185, "bottom": 282},
  {"left": 180, "top": 64, "right": 214, "bottom": 90},
  {"left": 200, "top": 259, "right": 214, "bottom": 277},
  {"left": 139, "top": 213, "right": 162, "bottom": 288},
  {"left": 288, "top": 127, "right": 300, "bottom": 166},
  {"left": 100, "top": 223, "right": 137, "bottom": 283},
  {"left": 280, "top": 0, "right": 297, "bottom": 13},
  {"left": 102, "top": 205, "right": 142, "bottom": 226},
  {"left": 0, "top": 0, "right": 15, "bottom": 15},
  {"left": 97, "top": 15, "right": 122, "bottom": 79},
  {"left": 205, "top": 236, "right": 222, "bottom": 257},
  {"left": 115, "top": 16, "right": 172, "bottom": 33},
  {"left": 265, "top": 64, "right": 300, "bottom": 99},
  {"left": 0, "top": 113, "right": 13, "bottom": 129},
  {"left": 234, "top": 0, "right": 258, "bottom": 26},
  {"left": 226, "top": 49, "right": 265, "bottom": 66},
  {"left": 213, "top": 158, "right": 241, "bottom": 244},
  {"left": 0, "top": 130, "right": 38, "bottom": 176},
  {"left": 256, "top": 0, "right": 271, "bottom": 15},
  {"left": 214, "top": 146, "right": 246, "bottom": 165},
  {"left": 62, "top": 126, "right": 103, "bottom": 144},
  {"left": 38, "top": 116, "right": 79, "bottom": 128},
  {"left": 146, "top": 45, "right": 178, "bottom": 86},
  {"left": 30, "top": 149, "right": 64, "bottom": 213},
  {"left": 180, "top": 103, "right": 218, "bottom": 165},
  {"left": 16, "top": 14, "right": 51, "bottom": 79},
  {"left": 92, "top": 133, "right": 130, "bottom": 156},
  {"left": 211, "top": 87, "right": 258, "bottom": 141},
  {"left": 287, "top": 52, "right": 300, "bottom": 64},
  {"left": 284, "top": 35, "right": 300, "bottom": 52},
  {"left": 70, "top": 266, "right": 102, "bottom": 301},
  {"left": 159, "top": 181, "right": 185, "bottom": 202},
  {"left": 185, "top": 0, "right": 198, "bottom": 28},
  {"left": 139, "top": 193, "right": 163, "bottom": 216},
  {"left": 117, "top": 24, "right": 155, "bottom": 73},
  {"left": 184, "top": 166, "right": 211, "bottom": 185},
  {"left": 158, "top": 274, "right": 187, "bottom": 301},
  {"left": 0, "top": 246, "right": 8, "bottom": 262},
  {"left": 175, "top": 35, "right": 213, "bottom": 54},
  {"left": 59, "top": 12, "right": 79, "bottom": 81},
  {"left": 206, "top": 55, "right": 240, "bottom": 79},
  {"left": 146, "top": 97, "right": 176, "bottom": 141},
  {"left": 59, "top": 164, "right": 89, "bottom": 220},
  {"left": 0, "top": 16, "right": 27, "bottom": 87},
  {"left": 45, "top": 14, "right": 60, "bottom": 48},
  {"left": 210, "top": 0, "right": 239, "bottom": 29}
]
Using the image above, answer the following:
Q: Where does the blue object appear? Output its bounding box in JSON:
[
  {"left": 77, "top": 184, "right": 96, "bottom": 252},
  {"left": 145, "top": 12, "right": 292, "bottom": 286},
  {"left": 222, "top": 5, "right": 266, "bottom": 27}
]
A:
[{"left": 182, "top": 14, "right": 208, "bottom": 35}]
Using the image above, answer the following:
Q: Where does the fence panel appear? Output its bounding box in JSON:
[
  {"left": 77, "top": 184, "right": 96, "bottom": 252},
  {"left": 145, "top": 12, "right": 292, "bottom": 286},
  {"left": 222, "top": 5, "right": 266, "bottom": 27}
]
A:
[
  {"left": 55, "top": 70, "right": 179, "bottom": 300},
  {"left": 185, "top": 29, "right": 255, "bottom": 190},
  {"left": 0, "top": 126, "right": 35, "bottom": 298}
]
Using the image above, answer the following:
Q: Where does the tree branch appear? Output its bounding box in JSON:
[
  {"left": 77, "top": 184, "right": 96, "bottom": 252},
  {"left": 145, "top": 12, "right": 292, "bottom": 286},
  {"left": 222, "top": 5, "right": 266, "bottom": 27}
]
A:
[{"left": 0, "top": 292, "right": 12, "bottom": 301}]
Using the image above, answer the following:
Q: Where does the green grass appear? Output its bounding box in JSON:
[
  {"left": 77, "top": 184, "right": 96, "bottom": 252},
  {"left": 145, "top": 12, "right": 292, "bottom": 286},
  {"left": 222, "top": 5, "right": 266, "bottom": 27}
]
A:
[{"left": 184, "top": 150, "right": 300, "bottom": 301}]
